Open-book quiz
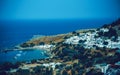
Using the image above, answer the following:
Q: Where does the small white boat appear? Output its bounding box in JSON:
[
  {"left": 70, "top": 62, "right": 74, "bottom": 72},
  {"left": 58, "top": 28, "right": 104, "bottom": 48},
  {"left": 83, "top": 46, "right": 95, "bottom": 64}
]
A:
[
  {"left": 16, "top": 54, "right": 21, "bottom": 57},
  {"left": 19, "top": 51, "right": 23, "bottom": 53},
  {"left": 14, "top": 56, "right": 17, "bottom": 59}
]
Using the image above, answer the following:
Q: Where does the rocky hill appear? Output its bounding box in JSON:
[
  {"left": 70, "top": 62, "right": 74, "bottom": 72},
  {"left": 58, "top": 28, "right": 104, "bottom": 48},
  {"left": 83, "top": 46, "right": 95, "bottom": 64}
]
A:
[{"left": 102, "top": 18, "right": 120, "bottom": 36}]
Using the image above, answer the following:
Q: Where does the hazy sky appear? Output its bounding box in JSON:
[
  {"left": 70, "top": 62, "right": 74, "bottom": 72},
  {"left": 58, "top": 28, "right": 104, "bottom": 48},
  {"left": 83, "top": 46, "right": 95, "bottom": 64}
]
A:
[{"left": 0, "top": 0, "right": 120, "bottom": 20}]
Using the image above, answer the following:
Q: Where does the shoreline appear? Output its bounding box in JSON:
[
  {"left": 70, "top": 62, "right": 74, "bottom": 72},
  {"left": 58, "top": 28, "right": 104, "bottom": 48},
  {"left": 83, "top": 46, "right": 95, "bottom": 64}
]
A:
[{"left": 0, "top": 45, "right": 53, "bottom": 54}]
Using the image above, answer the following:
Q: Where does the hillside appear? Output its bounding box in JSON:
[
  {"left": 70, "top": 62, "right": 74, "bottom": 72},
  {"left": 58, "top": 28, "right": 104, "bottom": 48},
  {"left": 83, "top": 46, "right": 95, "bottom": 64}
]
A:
[
  {"left": 2, "top": 19, "right": 120, "bottom": 75},
  {"left": 102, "top": 18, "right": 120, "bottom": 36}
]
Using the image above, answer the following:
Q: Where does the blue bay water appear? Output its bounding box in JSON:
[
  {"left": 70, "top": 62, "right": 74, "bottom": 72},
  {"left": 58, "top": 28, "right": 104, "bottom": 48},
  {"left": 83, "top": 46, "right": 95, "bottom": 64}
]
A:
[{"left": 0, "top": 49, "right": 48, "bottom": 64}]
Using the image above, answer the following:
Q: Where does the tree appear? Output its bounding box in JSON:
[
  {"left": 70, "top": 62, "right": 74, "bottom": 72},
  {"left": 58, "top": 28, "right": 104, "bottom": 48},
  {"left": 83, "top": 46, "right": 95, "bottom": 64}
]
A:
[
  {"left": 64, "top": 36, "right": 69, "bottom": 39},
  {"left": 39, "top": 42, "right": 45, "bottom": 45},
  {"left": 3, "top": 62, "right": 13, "bottom": 70},
  {"left": 29, "top": 43, "right": 35, "bottom": 47},
  {"left": 118, "top": 27, "right": 120, "bottom": 30},
  {"left": 20, "top": 43, "right": 29, "bottom": 47},
  {"left": 31, "top": 59, "right": 37, "bottom": 64},
  {"left": 103, "top": 41, "right": 108, "bottom": 45},
  {"left": 17, "top": 69, "right": 30, "bottom": 75},
  {"left": 76, "top": 33, "right": 80, "bottom": 36},
  {"left": 0, "top": 71, "right": 7, "bottom": 75},
  {"left": 102, "top": 24, "right": 108, "bottom": 28},
  {"left": 62, "top": 70, "right": 68, "bottom": 75},
  {"left": 72, "top": 31, "right": 77, "bottom": 34},
  {"left": 111, "top": 18, "right": 120, "bottom": 26},
  {"left": 71, "top": 69, "right": 76, "bottom": 75},
  {"left": 108, "top": 28, "right": 118, "bottom": 38},
  {"left": 12, "top": 62, "right": 21, "bottom": 68},
  {"left": 33, "top": 66, "right": 43, "bottom": 74},
  {"left": 62, "top": 48, "right": 77, "bottom": 57},
  {"left": 98, "top": 31, "right": 104, "bottom": 37},
  {"left": 79, "top": 40, "right": 84, "bottom": 43}
]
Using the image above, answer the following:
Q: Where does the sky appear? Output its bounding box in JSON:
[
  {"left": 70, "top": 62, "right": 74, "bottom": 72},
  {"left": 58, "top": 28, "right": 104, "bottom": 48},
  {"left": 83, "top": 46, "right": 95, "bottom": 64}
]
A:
[{"left": 0, "top": 0, "right": 120, "bottom": 20}]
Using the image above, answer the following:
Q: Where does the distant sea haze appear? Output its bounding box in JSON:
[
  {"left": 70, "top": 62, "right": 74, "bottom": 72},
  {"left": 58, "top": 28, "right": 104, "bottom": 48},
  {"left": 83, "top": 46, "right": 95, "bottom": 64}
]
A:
[{"left": 0, "top": 19, "right": 116, "bottom": 49}]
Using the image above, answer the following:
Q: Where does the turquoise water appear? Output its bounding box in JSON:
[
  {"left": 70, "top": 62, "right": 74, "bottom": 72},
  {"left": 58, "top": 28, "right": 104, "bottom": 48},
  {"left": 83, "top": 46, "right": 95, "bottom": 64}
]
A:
[{"left": 0, "top": 49, "right": 48, "bottom": 64}]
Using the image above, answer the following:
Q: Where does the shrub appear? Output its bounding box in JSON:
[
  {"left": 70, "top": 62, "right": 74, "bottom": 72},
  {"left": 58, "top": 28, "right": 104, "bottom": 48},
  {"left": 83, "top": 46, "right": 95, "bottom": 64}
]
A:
[
  {"left": 62, "top": 48, "right": 77, "bottom": 57},
  {"left": 118, "top": 27, "right": 120, "bottom": 30},
  {"left": 0, "top": 71, "right": 7, "bottom": 75},
  {"left": 31, "top": 59, "right": 37, "bottom": 64},
  {"left": 103, "top": 41, "right": 108, "bottom": 45},
  {"left": 29, "top": 43, "right": 35, "bottom": 47},
  {"left": 72, "top": 31, "right": 77, "bottom": 34},
  {"left": 20, "top": 43, "right": 29, "bottom": 47},
  {"left": 17, "top": 69, "right": 30, "bottom": 75},
  {"left": 39, "top": 42, "right": 45, "bottom": 45}
]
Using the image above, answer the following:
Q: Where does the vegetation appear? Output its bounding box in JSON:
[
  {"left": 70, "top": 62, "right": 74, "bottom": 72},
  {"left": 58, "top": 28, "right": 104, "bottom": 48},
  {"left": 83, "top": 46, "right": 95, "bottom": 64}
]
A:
[{"left": 1, "top": 18, "right": 120, "bottom": 75}]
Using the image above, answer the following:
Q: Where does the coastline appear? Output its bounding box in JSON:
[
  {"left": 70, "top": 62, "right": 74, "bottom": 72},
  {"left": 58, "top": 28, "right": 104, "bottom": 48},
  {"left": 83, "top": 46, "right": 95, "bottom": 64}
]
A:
[{"left": 1, "top": 18, "right": 120, "bottom": 75}]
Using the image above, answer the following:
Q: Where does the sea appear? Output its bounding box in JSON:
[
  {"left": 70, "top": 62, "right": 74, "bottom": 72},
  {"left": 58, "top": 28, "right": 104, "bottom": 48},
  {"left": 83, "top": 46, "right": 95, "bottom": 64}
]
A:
[{"left": 0, "top": 19, "right": 117, "bottom": 63}]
